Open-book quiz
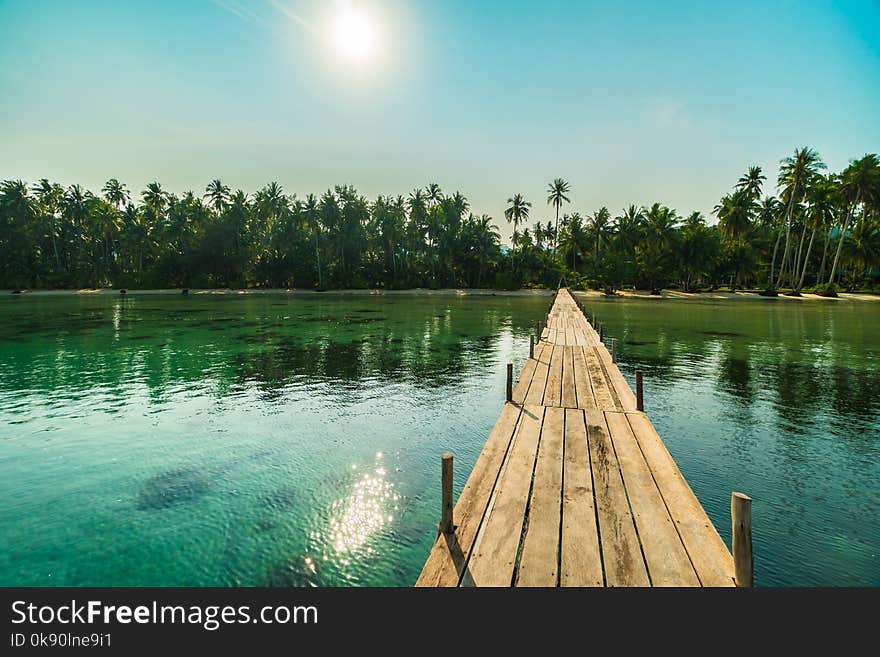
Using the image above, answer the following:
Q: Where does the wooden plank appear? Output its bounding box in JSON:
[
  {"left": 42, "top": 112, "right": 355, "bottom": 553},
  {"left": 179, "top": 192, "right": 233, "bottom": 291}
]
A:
[
  {"left": 525, "top": 344, "right": 551, "bottom": 407},
  {"left": 517, "top": 406, "right": 565, "bottom": 586},
  {"left": 594, "top": 343, "right": 638, "bottom": 411},
  {"left": 572, "top": 346, "right": 596, "bottom": 410},
  {"left": 582, "top": 346, "right": 618, "bottom": 410},
  {"left": 626, "top": 412, "right": 735, "bottom": 586},
  {"left": 605, "top": 411, "right": 699, "bottom": 586},
  {"left": 511, "top": 358, "right": 537, "bottom": 406},
  {"left": 561, "top": 346, "right": 577, "bottom": 408},
  {"left": 416, "top": 403, "right": 522, "bottom": 586},
  {"left": 466, "top": 406, "right": 545, "bottom": 586},
  {"left": 585, "top": 406, "right": 649, "bottom": 586},
  {"left": 544, "top": 343, "right": 563, "bottom": 407},
  {"left": 560, "top": 408, "right": 603, "bottom": 586}
]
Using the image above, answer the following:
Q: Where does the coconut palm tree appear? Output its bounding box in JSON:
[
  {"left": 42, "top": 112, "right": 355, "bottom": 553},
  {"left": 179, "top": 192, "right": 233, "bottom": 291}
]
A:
[
  {"left": 715, "top": 189, "right": 754, "bottom": 243},
  {"left": 204, "top": 179, "right": 230, "bottom": 214},
  {"left": 795, "top": 176, "right": 835, "bottom": 292},
  {"left": 614, "top": 205, "right": 644, "bottom": 256},
  {"left": 546, "top": 178, "right": 571, "bottom": 250},
  {"left": 843, "top": 216, "right": 880, "bottom": 287},
  {"left": 559, "top": 212, "right": 588, "bottom": 270},
  {"left": 639, "top": 203, "right": 680, "bottom": 294},
  {"left": 588, "top": 207, "right": 612, "bottom": 259},
  {"left": 426, "top": 183, "right": 443, "bottom": 207},
  {"left": 827, "top": 154, "right": 880, "bottom": 288},
  {"left": 504, "top": 194, "right": 531, "bottom": 263},
  {"left": 736, "top": 166, "right": 766, "bottom": 201},
  {"left": 773, "top": 147, "right": 826, "bottom": 290},
  {"left": 142, "top": 182, "right": 167, "bottom": 223},
  {"left": 715, "top": 189, "right": 755, "bottom": 290},
  {"left": 102, "top": 179, "right": 130, "bottom": 209}
]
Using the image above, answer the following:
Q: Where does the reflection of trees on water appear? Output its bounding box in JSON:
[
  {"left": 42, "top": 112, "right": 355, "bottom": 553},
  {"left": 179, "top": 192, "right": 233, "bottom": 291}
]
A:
[
  {"left": 606, "top": 303, "right": 880, "bottom": 440},
  {"left": 0, "top": 298, "right": 546, "bottom": 401}
]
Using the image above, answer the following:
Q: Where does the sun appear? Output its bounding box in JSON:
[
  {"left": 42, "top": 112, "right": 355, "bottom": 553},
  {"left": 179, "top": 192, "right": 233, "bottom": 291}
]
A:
[{"left": 330, "top": 4, "right": 377, "bottom": 64}]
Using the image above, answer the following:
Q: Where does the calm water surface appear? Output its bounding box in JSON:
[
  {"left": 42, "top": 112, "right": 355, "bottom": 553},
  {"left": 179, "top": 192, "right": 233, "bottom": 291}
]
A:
[{"left": 0, "top": 293, "right": 877, "bottom": 586}]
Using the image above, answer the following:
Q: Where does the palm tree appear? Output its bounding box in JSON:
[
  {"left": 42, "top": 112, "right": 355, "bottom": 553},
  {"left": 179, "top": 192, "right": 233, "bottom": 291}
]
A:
[
  {"left": 588, "top": 207, "right": 612, "bottom": 259},
  {"left": 304, "top": 193, "right": 322, "bottom": 288},
  {"left": 32, "top": 178, "right": 64, "bottom": 269},
  {"left": 546, "top": 178, "right": 571, "bottom": 250},
  {"left": 614, "top": 205, "right": 644, "bottom": 255},
  {"left": 426, "top": 183, "right": 443, "bottom": 207},
  {"left": 715, "top": 189, "right": 755, "bottom": 290},
  {"left": 773, "top": 147, "right": 826, "bottom": 290},
  {"left": 559, "top": 212, "right": 588, "bottom": 270},
  {"left": 678, "top": 212, "right": 718, "bottom": 292},
  {"left": 736, "top": 166, "right": 766, "bottom": 201},
  {"left": 827, "top": 154, "right": 880, "bottom": 288},
  {"left": 504, "top": 193, "right": 531, "bottom": 257},
  {"left": 142, "top": 182, "right": 167, "bottom": 223},
  {"left": 639, "top": 203, "right": 679, "bottom": 294},
  {"left": 533, "top": 222, "right": 545, "bottom": 248},
  {"left": 843, "top": 216, "right": 880, "bottom": 287},
  {"left": 796, "top": 176, "right": 835, "bottom": 292},
  {"left": 715, "top": 189, "right": 754, "bottom": 243},
  {"left": 102, "top": 179, "right": 130, "bottom": 209},
  {"left": 204, "top": 179, "right": 230, "bottom": 214}
]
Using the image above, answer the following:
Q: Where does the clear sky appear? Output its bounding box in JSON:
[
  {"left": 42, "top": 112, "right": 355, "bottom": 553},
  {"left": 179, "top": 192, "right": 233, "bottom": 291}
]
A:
[{"left": 1, "top": 0, "right": 878, "bottom": 242}]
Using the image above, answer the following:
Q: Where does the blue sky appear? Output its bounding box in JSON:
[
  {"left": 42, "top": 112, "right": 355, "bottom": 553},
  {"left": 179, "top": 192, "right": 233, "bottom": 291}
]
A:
[{"left": 1, "top": 0, "right": 878, "bottom": 241}]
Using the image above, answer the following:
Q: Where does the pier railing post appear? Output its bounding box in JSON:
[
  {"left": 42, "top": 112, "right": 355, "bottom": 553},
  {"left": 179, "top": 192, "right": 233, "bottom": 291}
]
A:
[
  {"left": 731, "top": 492, "right": 753, "bottom": 587},
  {"left": 599, "top": 323, "right": 605, "bottom": 343},
  {"left": 440, "top": 453, "right": 454, "bottom": 534},
  {"left": 537, "top": 320, "right": 542, "bottom": 338},
  {"left": 506, "top": 363, "right": 513, "bottom": 402},
  {"left": 611, "top": 338, "right": 616, "bottom": 363},
  {"left": 530, "top": 334, "right": 534, "bottom": 359},
  {"left": 635, "top": 370, "right": 644, "bottom": 411}
]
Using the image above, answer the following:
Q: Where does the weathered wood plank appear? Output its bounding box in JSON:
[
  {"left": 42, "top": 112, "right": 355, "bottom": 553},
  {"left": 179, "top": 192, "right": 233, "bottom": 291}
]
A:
[
  {"left": 595, "top": 343, "right": 637, "bottom": 411},
  {"left": 605, "top": 411, "right": 699, "bottom": 586},
  {"left": 466, "top": 406, "right": 545, "bottom": 586},
  {"left": 525, "top": 344, "right": 551, "bottom": 407},
  {"left": 585, "top": 406, "right": 649, "bottom": 586},
  {"left": 544, "top": 343, "right": 563, "bottom": 407},
  {"left": 517, "top": 406, "right": 565, "bottom": 586},
  {"left": 561, "top": 347, "right": 577, "bottom": 408},
  {"left": 416, "top": 403, "right": 522, "bottom": 586},
  {"left": 511, "top": 358, "right": 537, "bottom": 406},
  {"left": 560, "top": 408, "right": 603, "bottom": 586},
  {"left": 572, "top": 346, "right": 596, "bottom": 410},
  {"left": 582, "top": 346, "right": 618, "bottom": 410},
  {"left": 626, "top": 412, "right": 735, "bottom": 586}
]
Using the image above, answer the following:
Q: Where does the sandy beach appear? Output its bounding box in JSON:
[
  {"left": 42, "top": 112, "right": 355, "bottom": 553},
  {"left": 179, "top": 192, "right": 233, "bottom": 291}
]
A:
[{"left": 2, "top": 287, "right": 877, "bottom": 301}]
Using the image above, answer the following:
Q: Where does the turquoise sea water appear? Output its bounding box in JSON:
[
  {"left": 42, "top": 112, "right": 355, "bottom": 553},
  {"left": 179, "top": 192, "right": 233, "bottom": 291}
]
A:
[{"left": 0, "top": 293, "right": 877, "bottom": 586}]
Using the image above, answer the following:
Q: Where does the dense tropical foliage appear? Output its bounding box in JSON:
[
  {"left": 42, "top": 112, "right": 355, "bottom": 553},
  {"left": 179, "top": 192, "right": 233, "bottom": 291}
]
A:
[{"left": 2, "top": 149, "right": 878, "bottom": 293}]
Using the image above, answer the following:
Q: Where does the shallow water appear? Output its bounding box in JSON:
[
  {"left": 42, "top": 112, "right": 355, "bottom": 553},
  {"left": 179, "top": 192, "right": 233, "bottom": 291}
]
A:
[{"left": 0, "top": 293, "right": 877, "bottom": 586}]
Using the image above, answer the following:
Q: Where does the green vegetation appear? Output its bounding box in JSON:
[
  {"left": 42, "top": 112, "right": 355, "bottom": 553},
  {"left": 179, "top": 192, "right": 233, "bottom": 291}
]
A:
[{"left": 1, "top": 149, "right": 878, "bottom": 292}]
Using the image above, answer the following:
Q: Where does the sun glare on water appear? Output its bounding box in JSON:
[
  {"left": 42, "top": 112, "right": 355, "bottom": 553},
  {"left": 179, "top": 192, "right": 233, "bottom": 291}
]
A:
[{"left": 330, "top": 3, "right": 378, "bottom": 64}]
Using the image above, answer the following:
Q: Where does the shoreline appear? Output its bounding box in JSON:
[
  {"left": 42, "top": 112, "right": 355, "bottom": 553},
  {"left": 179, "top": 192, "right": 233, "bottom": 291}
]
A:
[{"left": 2, "top": 287, "right": 878, "bottom": 301}]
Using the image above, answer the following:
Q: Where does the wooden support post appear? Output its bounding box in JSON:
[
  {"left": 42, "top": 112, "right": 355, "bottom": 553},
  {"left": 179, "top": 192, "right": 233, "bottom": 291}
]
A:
[
  {"left": 530, "top": 334, "right": 535, "bottom": 359},
  {"left": 636, "top": 370, "right": 644, "bottom": 411},
  {"left": 599, "top": 323, "right": 605, "bottom": 342},
  {"left": 506, "top": 363, "right": 513, "bottom": 402},
  {"left": 611, "top": 338, "right": 616, "bottom": 363},
  {"left": 537, "top": 321, "right": 542, "bottom": 338},
  {"left": 731, "top": 492, "right": 753, "bottom": 587},
  {"left": 440, "top": 453, "right": 454, "bottom": 534}
]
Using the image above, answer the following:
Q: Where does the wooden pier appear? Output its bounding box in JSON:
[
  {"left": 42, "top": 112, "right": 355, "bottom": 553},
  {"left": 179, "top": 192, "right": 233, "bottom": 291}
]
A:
[{"left": 417, "top": 288, "right": 744, "bottom": 587}]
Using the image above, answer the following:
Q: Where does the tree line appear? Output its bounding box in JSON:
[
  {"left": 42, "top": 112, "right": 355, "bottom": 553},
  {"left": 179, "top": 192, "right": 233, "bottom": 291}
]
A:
[{"left": 1, "top": 148, "right": 878, "bottom": 294}]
